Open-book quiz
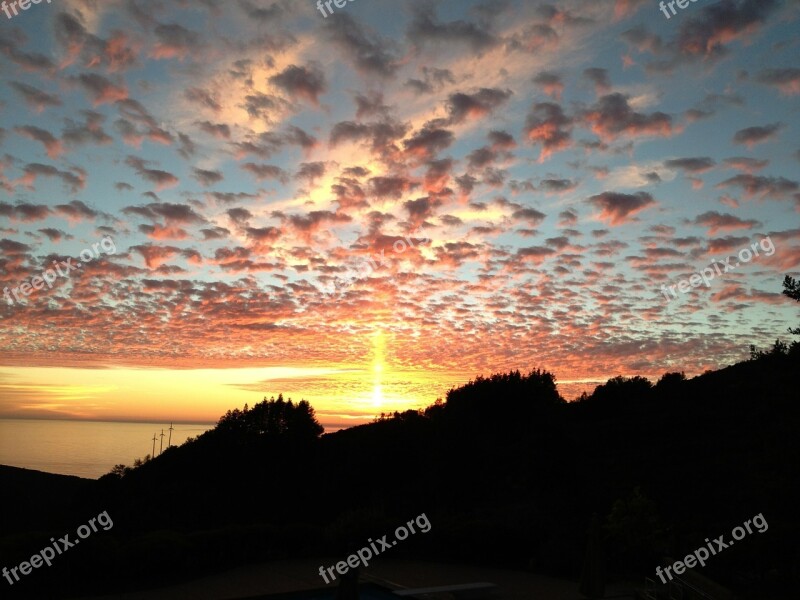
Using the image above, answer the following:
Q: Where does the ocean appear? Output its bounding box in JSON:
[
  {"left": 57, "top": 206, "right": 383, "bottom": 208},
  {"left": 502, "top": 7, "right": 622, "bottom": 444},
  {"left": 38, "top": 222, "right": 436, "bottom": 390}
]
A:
[{"left": 0, "top": 418, "right": 213, "bottom": 479}]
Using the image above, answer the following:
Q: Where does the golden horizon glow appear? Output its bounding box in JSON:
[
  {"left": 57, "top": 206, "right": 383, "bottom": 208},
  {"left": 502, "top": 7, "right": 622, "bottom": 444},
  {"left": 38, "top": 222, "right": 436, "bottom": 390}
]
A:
[
  {"left": 0, "top": 362, "right": 488, "bottom": 427},
  {"left": 371, "top": 330, "right": 386, "bottom": 407}
]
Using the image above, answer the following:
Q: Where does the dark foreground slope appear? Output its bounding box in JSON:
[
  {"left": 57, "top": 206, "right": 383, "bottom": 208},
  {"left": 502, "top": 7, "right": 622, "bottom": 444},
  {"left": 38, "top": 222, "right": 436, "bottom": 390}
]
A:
[
  {"left": 1, "top": 353, "right": 799, "bottom": 598},
  {"left": 0, "top": 465, "right": 97, "bottom": 534}
]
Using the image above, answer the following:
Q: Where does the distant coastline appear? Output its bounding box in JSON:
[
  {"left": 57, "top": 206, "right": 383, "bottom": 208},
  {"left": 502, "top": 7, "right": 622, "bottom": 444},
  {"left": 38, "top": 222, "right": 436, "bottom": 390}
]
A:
[
  {"left": 0, "top": 419, "right": 213, "bottom": 479},
  {"left": 0, "top": 415, "right": 215, "bottom": 426}
]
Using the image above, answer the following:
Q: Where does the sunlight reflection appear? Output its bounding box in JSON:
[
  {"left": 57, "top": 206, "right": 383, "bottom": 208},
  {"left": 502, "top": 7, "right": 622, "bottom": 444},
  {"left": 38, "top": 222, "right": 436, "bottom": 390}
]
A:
[{"left": 371, "top": 330, "right": 385, "bottom": 407}]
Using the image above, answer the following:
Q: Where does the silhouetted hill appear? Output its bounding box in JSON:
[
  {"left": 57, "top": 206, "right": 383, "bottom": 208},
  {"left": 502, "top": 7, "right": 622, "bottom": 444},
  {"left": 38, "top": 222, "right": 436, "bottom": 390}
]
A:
[
  {"left": 0, "top": 465, "right": 97, "bottom": 534},
  {"left": 2, "top": 354, "right": 799, "bottom": 598}
]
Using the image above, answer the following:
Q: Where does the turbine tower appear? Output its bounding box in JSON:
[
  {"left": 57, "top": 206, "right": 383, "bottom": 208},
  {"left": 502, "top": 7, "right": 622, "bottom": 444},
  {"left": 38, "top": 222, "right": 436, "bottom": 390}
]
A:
[
  {"left": 168, "top": 422, "right": 174, "bottom": 448},
  {"left": 159, "top": 429, "right": 165, "bottom": 455},
  {"left": 151, "top": 433, "right": 157, "bottom": 459}
]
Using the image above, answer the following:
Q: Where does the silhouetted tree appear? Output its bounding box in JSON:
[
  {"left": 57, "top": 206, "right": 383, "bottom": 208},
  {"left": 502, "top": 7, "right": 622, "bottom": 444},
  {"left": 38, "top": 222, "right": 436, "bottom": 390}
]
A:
[
  {"left": 585, "top": 375, "right": 652, "bottom": 411},
  {"left": 783, "top": 275, "right": 800, "bottom": 302},
  {"left": 654, "top": 371, "right": 686, "bottom": 394},
  {"left": 445, "top": 369, "right": 563, "bottom": 418},
  {"left": 750, "top": 339, "right": 789, "bottom": 361},
  {"left": 108, "top": 464, "right": 127, "bottom": 478},
  {"left": 423, "top": 397, "right": 445, "bottom": 419},
  {"left": 783, "top": 275, "right": 800, "bottom": 335},
  {"left": 216, "top": 394, "right": 323, "bottom": 440}
]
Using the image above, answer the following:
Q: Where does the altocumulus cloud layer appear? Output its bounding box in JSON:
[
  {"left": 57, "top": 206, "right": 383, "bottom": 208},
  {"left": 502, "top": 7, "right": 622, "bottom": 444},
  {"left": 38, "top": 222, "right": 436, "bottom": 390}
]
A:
[{"left": 1, "top": 0, "right": 799, "bottom": 395}]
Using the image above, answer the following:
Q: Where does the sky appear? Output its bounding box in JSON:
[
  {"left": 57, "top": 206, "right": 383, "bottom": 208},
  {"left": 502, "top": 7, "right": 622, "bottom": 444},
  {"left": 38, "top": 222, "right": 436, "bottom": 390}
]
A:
[{"left": 0, "top": 0, "right": 798, "bottom": 427}]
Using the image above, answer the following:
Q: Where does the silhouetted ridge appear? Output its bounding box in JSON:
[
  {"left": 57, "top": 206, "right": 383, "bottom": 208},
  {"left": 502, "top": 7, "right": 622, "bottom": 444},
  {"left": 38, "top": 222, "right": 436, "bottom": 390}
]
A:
[{"left": 4, "top": 345, "right": 799, "bottom": 598}]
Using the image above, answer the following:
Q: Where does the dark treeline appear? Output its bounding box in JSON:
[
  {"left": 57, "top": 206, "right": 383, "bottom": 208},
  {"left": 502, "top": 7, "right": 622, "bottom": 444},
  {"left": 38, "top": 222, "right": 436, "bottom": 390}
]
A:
[{"left": 2, "top": 280, "right": 799, "bottom": 598}]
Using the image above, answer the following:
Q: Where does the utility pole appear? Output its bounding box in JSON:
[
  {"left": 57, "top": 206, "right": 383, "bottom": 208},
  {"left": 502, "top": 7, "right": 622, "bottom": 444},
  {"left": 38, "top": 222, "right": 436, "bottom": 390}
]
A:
[
  {"left": 168, "top": 422, "right": 174, "bottom": 448},
  {"left": 151, "top": 433, "right": 157, "bottom": 459},
  {"left": 159, "top": 429, "right": 165, "bottom": 455}
]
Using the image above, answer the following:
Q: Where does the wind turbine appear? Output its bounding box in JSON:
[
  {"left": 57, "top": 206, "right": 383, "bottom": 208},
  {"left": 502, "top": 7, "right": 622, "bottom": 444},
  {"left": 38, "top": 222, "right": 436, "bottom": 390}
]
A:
[
  {"left": 151, "top": 433, "right": 157, "bottom": 459},
  {"left": 168, "top": 422, "right": 174, "bottom": 448},
  {"left": 159, "top": 429, "right": 165, "bottom": 455}
]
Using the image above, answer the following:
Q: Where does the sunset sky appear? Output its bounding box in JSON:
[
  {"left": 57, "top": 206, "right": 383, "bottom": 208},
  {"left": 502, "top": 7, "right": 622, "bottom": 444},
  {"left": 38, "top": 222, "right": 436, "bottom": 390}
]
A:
[{"left": 0, "top": 0, "right": 798, "bottom": 427}]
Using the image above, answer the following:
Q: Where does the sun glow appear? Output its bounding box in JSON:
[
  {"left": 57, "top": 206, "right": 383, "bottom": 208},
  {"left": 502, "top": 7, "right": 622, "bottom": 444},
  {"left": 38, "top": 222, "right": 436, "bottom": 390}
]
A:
[
  {"left": 371, "top": 331, "right": 386, "bottom": 406},
  {"left": 372, "top": 383, "right": 384, "bottom": 406}
]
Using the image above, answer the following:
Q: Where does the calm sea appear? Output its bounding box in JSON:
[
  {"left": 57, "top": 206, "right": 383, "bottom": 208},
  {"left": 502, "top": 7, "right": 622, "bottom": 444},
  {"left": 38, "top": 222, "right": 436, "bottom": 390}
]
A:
[{"left": 0, "top": 418, "right": 213, "bottom": 479}]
